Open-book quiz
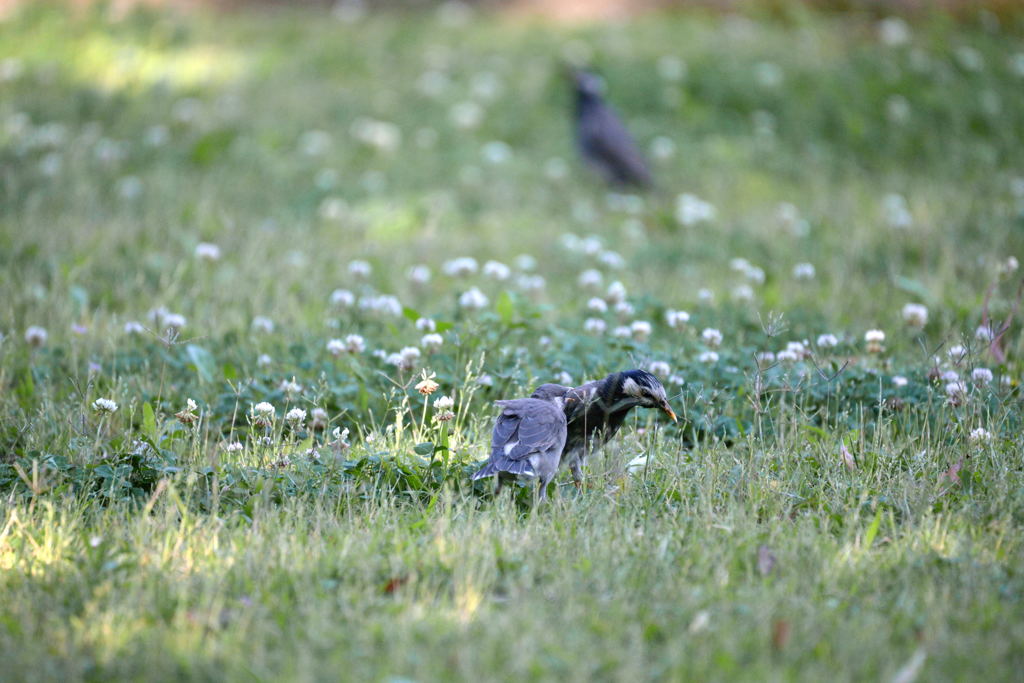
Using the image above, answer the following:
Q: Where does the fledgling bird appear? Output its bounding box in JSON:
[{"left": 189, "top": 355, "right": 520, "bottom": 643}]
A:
[
  {"left": 470, "top": 391, "right": 574, "bottom": 502},
  {"left": 572, "top": 69, "right": 653, "bottom": 188},
  {"left": 533, "top": 370, "right": 676, "bottom": 487}
]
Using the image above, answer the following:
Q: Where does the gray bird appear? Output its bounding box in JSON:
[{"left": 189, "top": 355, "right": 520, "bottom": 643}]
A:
[
  {"left": 572, "top": 69, "right": 653, "bottom": 188},
  {"left": 470, "top": 392, "right": 574, "bottom": 502},
  {"left": 532, "top": 369, "right": 676, "bottom": 487}
]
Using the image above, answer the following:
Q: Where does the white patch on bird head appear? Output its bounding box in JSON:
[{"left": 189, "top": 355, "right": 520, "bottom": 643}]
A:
[
  {"left": 623, "top": 376, "right": 667, "bottom": 407},
  {"left": 622, "top": 377, "right": 646, "bottom": 398}
]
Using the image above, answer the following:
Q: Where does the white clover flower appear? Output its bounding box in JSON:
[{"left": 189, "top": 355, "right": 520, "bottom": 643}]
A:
[
  {"left": 578, "top": 269, "right": 603, "bottom": 289},
  {"left": 587, "top": 297, "right": 609, "bottom": 313},
  {"left": 515, "top": 254, "right": 538, "bottom": 271},
  {"left": 421, "top": 333, "right": 443, "bottom": 351},
  {"left": 476, "top": 374, "right": 494, "bottom": 387},
  {"left": 955, "top": 46, "right": 983, "bottom": 72},
  {"left": 253, "top": 402, "right": 275, "bottom": 418},
  {"left": 732, "top": 284, "right": 755, "bottom": 302},
  {"left": 892, "top": 375, "right": 908, "bottom": 388},
  {"left": 407, "top": 264, "right": 431, "bottom": 284},
  {"left": 698, "top": 350, "right": 719, "bottom": 364},
  {"left": 25, "top": 326, "right": 48, "bottom": 348},
  {"left": 940, "top": 369, "right": 960, "bottom": 383},
  {"left": 225, "top": 441, "right": 244, "bottom": 453},
  {"left": 975, "top": 324, "right": 995, "bottom": 342},
  {"left": 817, "top": 333, "right": 839, "bottom": 348},
  {"left": 416, "top": 317, "right": 436, "bottom": 332},
  {"left": 675, "top": 193, "right": 716, "bottom": 226},
  {"left": 194, "top": 242, "right": 221, "bottom": 262},
  {"left": 701, "top": 328, "right": 723, "bottom": 348},
  {"left": 901, "top": 303, "right": 928, "bottom": 328},
  {"left": 92, "top": 398, "right": 118, "bottom": 413},
  {"left": 948, "top": 345, "right": 967, "bottom": 363},
  {"left": 482, "top": 260, "right": 511, "bottom": 280},
  {"left": 350, "top": 118, "right": 401, "bottom": 152},
  {"left": 359, "top": 294, "right": 402, "bottom": 317},
  {"left": 612, "top": 325, "right": 632, "bottom": 338},
  {"left": 257, "top": 354, "right": 273, "bottom": 367},
  {"left": 877, "top": 17, "right": 911, "bottom": 46},
  {"left": 883, "top": 193, "right": 913, "bottom": 229},
  {"left": 668, "top": 374, "right": 685, "bottom": 386},
  {"left": 344, "top": 334, "right": 366, "bottom": 353},
  {"left": 560, "top": 233, "right": 582, "bottom": 252},
  {"left": 599, "top": 251, "right": 625, "bottom": 269},
  {"left": 755, "top": 351, "right": 776, "bottom": 365},
  {"left": 584, "top": 318, "right": 607, "bottom": 334},
  {"left": 348, "top": 260, "right": 372, "bottom": 278},
  {"left": 580, "top": 236, "right": 603, "bottom": 256},
  {"left": 784, "top": 340, "right": 809, "bottom": 359},
  {"left": 792, "top": 263, "right": 815, "bottom": 280},
  {"left": 538, "top": 336, "right": 553, "bottom": 350},
  {"left": 971, "top": 367, "right": 993, "bottom": 385},
  {"left": 278, "top": 378, "right": 303, "bottom": 395},
  {"left": 649, "top": 136, "right": 676, "bottom": 160},
  {"left": 665, "top": 309, "right": 690, "bottom": 330},
  {"left": 163, "top": 313, "right": 186, "bottom": 331},
  {"left": 481, "top": 140, "right": 512, "bottom": 164},
  {"left": 433, "top": 395, "right": 455, "bottom": 411},
  {"left": 326, "top": 338, "right": 346, "bottom": 357},
  {"left": 252, "top": 316, "right": 275, "bottom": 334},
  {"left": 744, "top": 266, "right": 765, "bottom": 285},
  {"left": 945, "top": 381, "right": 968, "bottom": 402},
  {"left": 458, "top": 287, "right": 489, "bottom": 310},
  {"left": 285, "top": 408, "right": 307, "bottom": 425},
  {"left": 614, "top": 301, "right": 635, "bottom": 318},
  {"left": 123, "top": 321, "right": 145, "bottom": 335},
  {"left": 630, "top": 320, "right": 652, "bottom": 342},
  {"left": 776, "top": 348, "right": 800, "bottom": 363},
  {"left": 450, "top": 101, "right": 483, "bottom": 129},
  {"left": 649, "top": 361, "right": 671, "bottom": 379},
  {"left": 697, "top": 288, "right": 714, "bottom": 304},
  {"left": 443, "top": 257, "right": 479, "bottom": 277},
  {"left": 606, "top": 281, "right": 628, "bottom": 304},
  {"left": 517, "top": 274, "right": 546, "bottom": 292},
  {"left": 550, "top": 372, "right": 570, "bottom": 386},
  {"left": 865, "top": 329, "right": 886, "bottom": 353},
  {"left": 330, "top": 289, "right": 355, "bottom": 308},
  {"left": 969, "top": 427, "right": 992, "bottom": 442}
]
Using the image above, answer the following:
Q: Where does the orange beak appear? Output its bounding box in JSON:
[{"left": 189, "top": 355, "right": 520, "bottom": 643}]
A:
[{"left": 661, "top": 402, "right": 677, "bottom": 423}]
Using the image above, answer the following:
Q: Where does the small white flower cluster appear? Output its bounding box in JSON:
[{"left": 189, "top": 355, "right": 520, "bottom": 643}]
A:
[
  {"left": 730, "top": 258, "right": 765, "bottom": 284},
  {"left": 358, "top": 294, "right": 402, "bottom": 317},
  {"left": 148, "top": 307, "right": 186, "bottom": 332},
  {"left": 648, "top": 361, "right": 671, "bottom": 379},
  {"left": 25, "top": 325, "right": 48, "bottom": 347},
  {"left": 124, "top": 321, "right": 146, "bottom": 335},
  {"left": 433, "top": 394, "right": 455, "bottom": 422},
  {"left": 278, "top": 378, "right": 303, "bottom": 395},
  {"left": 701, "top": 328, "right": 723, "bottom": 348},
  {"left": 407, "top": 264, "right": 431, "bottom": 284},
  {"left": 864, "top": 329, "right": 886, "bottom": 353},
  {"left": 416, "top": 317, "right": 436, "bottom": 332},
  {"left": 792, "top": 263, "right": 815, "bottom": 280},
  {"left": 630, "top": 320, "right": 652, "bottom": 342},
  {"left": 92, "top": 398, "right": 118, "bottom": 413},
  {"left": 459, "top": 287, "right": 489, "bottom": 310},
  {"left": 584, "top": 318, "right": 607, "bottom": 334},
  {"left": 421, "top": 333, "right": 443, "bottom": 351},
  {"left": 252, "top": 401, "right": 275, "bottom": 427},
  {"left": 776, "top": 340, "right": 810, "bottom": 363},
  {"left": 330, "top": 288, "right": 355, "bottom": 308},
  {"left": 252, "top": 316, "right": 275, "bottom": 334},
  {"left": 969, "top": 427, "right": 992, "bottom": 443},
  {"left": 901, "top": 303, "right": 928, "bottom": 328},
  {"left": 675, "top": 193, "right": 716, "bottom": 226},
  {"left": 665, "top": 309, "right": 690, "bottom": 331},
  {"left": 348, "top": 259, "right": 372, "bottom": 278},
  {"left": 816, "top": 333, "right": 839, "bottom": 348},
  {"left": 386, "top": 346, "right": 421, "bottom": 372},
  {"left": 350, "top": 118, "right": 401, "bottom": 152},
  {"left": 482, "top": 260, "right": 511, "bottom": 280},
  {"left": 578, "top": 269, "right": 603, "bottom": 289},
  {"left": 443, "top": 257, "right": 479, "bottom": 277},
  {"left": 698, "top": 350, "right": 719, "bottom": 364},
  {"left": 194, "top": 242, "right": 222, "bottom": 262}
]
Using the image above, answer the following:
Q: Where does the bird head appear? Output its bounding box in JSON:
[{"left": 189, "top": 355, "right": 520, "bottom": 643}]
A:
[
  {"left": 568, "top": 67, "right": 606, "bottom": 100},
  {"left": 618, "top": 369, "right": 677, "bottom": 422}
]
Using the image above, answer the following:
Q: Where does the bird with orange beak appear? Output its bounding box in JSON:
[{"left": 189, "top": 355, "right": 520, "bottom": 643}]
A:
[{"left": 532, "top": 369, "right": 676, "bottom": 489}]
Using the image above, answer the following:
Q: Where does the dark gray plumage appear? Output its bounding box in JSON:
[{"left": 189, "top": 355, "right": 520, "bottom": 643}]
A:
[
  {"left": 573, "top": 69, "right": 653, "bottom": 188},
  {"left": 471, "top": 393, "right": 571, "bottom": 502},
  {"left": 533, "top": 370, "right": 676, "bottom": 487}
]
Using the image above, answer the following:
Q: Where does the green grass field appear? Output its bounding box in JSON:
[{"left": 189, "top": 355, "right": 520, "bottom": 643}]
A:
[{"left": 2, "top": 2, "right": 1024, "bottom": 680}]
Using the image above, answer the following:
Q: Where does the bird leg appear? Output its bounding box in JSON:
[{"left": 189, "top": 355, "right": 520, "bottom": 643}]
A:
[{"left": 570, "top": 461, "right": 584, "bottom": 491}]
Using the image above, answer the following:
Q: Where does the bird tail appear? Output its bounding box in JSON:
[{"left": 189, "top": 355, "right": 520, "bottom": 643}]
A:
[{"left": 471, "top": 459, "right": 535, "bottom": 480}]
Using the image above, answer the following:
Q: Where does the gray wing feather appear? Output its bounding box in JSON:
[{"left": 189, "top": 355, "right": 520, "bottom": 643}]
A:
[{"left": 581, "top": 106, "right": 651, "bottom": 186}]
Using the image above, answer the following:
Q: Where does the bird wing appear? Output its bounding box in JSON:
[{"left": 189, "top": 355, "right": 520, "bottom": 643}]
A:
[
  {"left": 493, "top": 399, "right": 567, "bottom": 461},
  {"left": 579, "top": 103, "right": 652, "bottom": 186}
]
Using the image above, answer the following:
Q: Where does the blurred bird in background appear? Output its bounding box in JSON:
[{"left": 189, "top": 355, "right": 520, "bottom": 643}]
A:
[
  {"left": 471, "top": 391, "right": 576, "bottom": 502},
  {"left": 571, "top": 68, "right": 653, "bottom": 188},
  {"left": 533, "top": 369, "right": 676, "bottom": 488}
]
